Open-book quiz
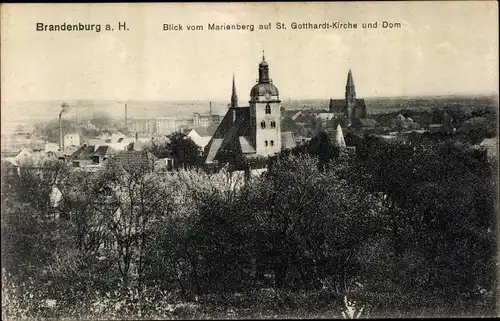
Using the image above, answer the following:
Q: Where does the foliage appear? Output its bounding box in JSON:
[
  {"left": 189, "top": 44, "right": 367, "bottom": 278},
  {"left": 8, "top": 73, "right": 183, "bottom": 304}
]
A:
[
  {"left": 144, "top": 132, "right": 202, "bottom": 169},
  {"left": 1, "top": 132, "right": 497, "bottom": 319}
]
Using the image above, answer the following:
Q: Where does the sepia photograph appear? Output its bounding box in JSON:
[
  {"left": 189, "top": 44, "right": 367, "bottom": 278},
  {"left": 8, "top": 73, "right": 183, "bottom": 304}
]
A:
[{"left": 1, "top": 2, "right": 498, "bottom": 319}]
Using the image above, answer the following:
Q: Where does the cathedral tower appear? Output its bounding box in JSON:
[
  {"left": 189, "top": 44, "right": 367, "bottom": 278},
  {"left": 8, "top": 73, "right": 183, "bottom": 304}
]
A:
[
  {"left": 249, "top": 52, "right": 281, "bottom": 156},
  {"left": 345, "top": 69, "right": 356, "bottom": 123}
]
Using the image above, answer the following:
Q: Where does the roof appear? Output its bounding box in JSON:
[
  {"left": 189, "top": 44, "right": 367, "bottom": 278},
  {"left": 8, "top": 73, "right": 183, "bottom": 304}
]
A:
[
  {"left": 329, "top": 98, "right": 366, "bottom": 113},
  {"left": 239, "top": 136, "right": 256, "bottom": 154},
  {"left": 87, "top": 139, "right": 108, "bottom": 147},
  {"left": 113, "top": 150, "right": 157, "bottom": 168},
  {"left": 291, "top": 111, "right": 302, "bottom": 120},
  {"left": 205, "top": 138, "right": 224, "bottom": 163},
  {"left": 204, "top": 107, "right": 252, "bottom": 163},
  {"left": 90, "top": 145, "right": 117, "bottom": 158},
  {"left": 329, "top": 99, "right": 346, "bottom": 113},
  {"left": 250, "top": 82, "right": 279, "bottom": 97},
  {"left": 190, "top": 135, "right": 212, "bottom": 149},
  {"left": 190, "top": 126, "right": 216, "bottom": 137},
  {"left": 481, "top": 137, "right": 497, "bottom": 145},
  {"left": 69, "top": 145, "right": 96, "bottom": 160}
]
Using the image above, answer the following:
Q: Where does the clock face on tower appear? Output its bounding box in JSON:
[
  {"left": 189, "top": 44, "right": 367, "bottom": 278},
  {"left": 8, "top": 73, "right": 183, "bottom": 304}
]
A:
[{"left": 265, "top": 90, "right": 271, "bottom": 100}]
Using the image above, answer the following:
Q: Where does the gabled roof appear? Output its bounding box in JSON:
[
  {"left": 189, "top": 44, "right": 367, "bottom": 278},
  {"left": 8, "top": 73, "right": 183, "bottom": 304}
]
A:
[
  {"left": 205, "top": 138, "right": 224, "bottom": 163},
  {"left": 90, "top": 145, "right": 117, "bottom": 158},
  {"left": 204, "top": 107, "right": 252, "bottom": 163},
  {"left": 191, "top": 126, "right": 216, "bottom": 137},
  {"left": 69, "top": 145, "right": 96, "bottom": 160}
]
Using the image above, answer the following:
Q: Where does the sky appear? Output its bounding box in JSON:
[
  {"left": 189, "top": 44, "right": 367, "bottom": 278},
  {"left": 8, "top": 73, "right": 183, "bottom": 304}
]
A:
[{"left": 1, "top": 2, "right": 498, "bottom": 103}]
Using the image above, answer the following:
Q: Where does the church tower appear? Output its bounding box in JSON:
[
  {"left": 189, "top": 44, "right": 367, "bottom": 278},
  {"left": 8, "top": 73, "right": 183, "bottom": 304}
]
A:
[
  {"left": 249, "top": 52, "right": 281, "bottom": 156},
  {"left": 230, "top": 73, "right": 238, "bottom": 108},
  {"left": 345, "top": 69, "right": 356, "bottom": 123}
]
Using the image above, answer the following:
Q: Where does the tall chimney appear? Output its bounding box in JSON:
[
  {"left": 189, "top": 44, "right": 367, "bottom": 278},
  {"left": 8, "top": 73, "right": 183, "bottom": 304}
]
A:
[{"left": 209, "top": 101, "right": 212, "bottom": 116}]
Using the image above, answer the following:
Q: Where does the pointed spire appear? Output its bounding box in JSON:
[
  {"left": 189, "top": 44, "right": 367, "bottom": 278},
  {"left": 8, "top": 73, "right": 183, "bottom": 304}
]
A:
[
  {"left": 262, "top": 50, "right": 265, "bottom": 61},
  {"left": 346, "top": 69, "right": 354, "bottom": 87},
  {"left": 230, "top": 73, "right": 238, "bottom": 108},
  {"left": 335, "top": 124, "right": 347, "bottom": 148}
]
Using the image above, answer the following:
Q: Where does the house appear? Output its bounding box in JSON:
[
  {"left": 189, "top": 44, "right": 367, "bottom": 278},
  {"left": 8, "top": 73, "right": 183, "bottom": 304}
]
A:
[
  {"left": 64, "top": 133, "right": 81, "bottom": 149},
  {"left": 155, "top": 157, "right": 175, "bottom": 171},
  {"left": 187, "top": 127, "right": 216, "bottom": 150}
]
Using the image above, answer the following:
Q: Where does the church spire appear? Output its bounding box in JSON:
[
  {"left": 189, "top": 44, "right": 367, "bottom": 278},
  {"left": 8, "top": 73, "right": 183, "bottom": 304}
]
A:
[
  {"left": 231, "top": 73, "right": 238, "bottom": 108},
  {"left": 346, "top": 69, "right": 354, "bottom": 87},
  {"left": 345, "top": 68, "right": 356, "bottom": 105}
]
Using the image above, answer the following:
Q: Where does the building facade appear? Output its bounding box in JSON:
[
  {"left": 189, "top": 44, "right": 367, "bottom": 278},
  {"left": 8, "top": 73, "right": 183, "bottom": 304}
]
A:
[
  {"left": 248, "top": 54, "right": 282, "bottom": 155},
  {"left": 64, "top": 133, "right": 81, "bottom": 148}
]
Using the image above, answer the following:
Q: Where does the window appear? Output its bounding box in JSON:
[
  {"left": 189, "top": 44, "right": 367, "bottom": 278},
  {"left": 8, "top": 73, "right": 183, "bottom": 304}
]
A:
[
  {"left": 271, "top": 121, "right": 276, "bottom": 128},
  {"left": 261, "top": 121, "right": 266, "bottom": 129},
  {"left": 265, "top": 104, "right": 271, "bottom": 114},
  {"left": 270, "top": 140, "right": 274, "bottom": 146},
  {"left": 265, "top": 140, "right": 268, "bottom": 147}
]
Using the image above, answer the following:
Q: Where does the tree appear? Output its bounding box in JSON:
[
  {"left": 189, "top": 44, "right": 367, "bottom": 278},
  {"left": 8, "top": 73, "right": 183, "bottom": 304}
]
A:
[
  {"left": 92, "top": 159, "right": 175, "bottom": 289},
  {"left": 307, "top": 131, "right": 340, "bottom": 170},
  {"left": 244, "top": 154, "right": 383, "bottom": 291},
  {"left": 347, "top": 136, "right": 497, "bottom": 315},
  {"left": 144, "top": 133, "right": 201, "bottom": 169},
  {"left": 166, "top": 132, "right": 202, "bottom": 169}
]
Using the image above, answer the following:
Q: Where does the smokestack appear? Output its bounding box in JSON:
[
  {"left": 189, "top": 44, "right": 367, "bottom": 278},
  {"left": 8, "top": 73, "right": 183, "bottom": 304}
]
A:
[
  {"left": 135, "top": 132, "right": 138, "bottom": 143},
  {"left": 209, "top": 101, "right": 212, "bottom": 115}
]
